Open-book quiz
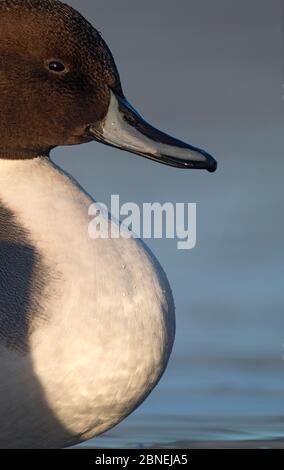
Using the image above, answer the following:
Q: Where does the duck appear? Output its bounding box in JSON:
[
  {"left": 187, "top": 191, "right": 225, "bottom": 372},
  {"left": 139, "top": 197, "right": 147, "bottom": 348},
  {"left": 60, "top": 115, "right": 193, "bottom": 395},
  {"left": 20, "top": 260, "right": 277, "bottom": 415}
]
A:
[{"left": 0, "top": 0, "right": 217, "bottom": 449}]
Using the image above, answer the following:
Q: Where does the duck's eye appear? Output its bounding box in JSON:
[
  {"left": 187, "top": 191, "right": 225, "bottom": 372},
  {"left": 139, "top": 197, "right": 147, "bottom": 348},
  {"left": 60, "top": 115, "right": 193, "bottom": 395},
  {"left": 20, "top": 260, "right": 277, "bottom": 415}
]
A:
[{"left": 48, "top": 61, "right": 66, "bottom": 73}]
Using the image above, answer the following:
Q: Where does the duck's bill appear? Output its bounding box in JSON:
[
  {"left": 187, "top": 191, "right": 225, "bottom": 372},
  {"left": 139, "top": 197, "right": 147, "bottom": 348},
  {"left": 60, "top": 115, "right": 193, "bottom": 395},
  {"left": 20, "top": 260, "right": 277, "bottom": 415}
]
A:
[{"left": 87, "top": 90, "right": 217, "bottom": 173}]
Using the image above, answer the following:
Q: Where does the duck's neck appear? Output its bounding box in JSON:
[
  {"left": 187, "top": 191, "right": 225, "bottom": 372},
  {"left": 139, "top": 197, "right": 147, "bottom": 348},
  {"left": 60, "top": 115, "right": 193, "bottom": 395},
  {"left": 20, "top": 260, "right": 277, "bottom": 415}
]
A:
[{"left": 0, "top": 150, "right": 50, "bottom": 160}]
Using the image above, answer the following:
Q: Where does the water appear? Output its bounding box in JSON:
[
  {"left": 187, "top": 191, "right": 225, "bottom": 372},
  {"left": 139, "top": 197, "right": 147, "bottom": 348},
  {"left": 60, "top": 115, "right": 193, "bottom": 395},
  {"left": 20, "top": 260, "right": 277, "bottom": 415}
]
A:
[{"left": 59, "top": 0, "right": 284, "bottom": 449}]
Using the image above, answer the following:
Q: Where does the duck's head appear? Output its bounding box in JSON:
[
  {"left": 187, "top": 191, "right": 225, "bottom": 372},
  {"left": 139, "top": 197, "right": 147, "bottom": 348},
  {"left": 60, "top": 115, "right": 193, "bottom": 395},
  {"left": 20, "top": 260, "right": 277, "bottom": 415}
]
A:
[{"left": 0, "top": 0, "right": 217, "bottom": 172}]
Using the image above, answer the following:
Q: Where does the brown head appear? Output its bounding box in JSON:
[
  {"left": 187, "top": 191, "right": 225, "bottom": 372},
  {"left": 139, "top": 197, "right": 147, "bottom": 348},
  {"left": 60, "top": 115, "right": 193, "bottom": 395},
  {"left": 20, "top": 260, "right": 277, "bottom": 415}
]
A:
[{"left": 0, "top": 0, "right": 217, "bottom": 171}]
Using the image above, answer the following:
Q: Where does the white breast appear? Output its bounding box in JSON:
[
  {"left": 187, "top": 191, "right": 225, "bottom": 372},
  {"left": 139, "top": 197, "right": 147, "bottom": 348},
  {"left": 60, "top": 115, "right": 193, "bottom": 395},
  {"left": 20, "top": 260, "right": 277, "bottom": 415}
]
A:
[{"left": 0, "top": 157, "right": 175, "bottom": 448}]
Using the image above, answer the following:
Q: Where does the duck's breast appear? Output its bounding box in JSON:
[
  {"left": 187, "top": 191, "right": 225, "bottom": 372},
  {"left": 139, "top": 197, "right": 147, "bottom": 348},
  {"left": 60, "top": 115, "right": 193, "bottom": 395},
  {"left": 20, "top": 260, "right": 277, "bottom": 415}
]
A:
[{"left": 0, "top": 157, "right": 175, "bottom": 447}]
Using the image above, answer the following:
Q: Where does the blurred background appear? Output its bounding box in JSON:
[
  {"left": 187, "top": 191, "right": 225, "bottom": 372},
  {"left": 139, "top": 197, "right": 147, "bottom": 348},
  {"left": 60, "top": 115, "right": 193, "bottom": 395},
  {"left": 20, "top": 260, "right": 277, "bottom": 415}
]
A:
[{"left": 55, "top": 0, "right": 283, "bottom": 448}]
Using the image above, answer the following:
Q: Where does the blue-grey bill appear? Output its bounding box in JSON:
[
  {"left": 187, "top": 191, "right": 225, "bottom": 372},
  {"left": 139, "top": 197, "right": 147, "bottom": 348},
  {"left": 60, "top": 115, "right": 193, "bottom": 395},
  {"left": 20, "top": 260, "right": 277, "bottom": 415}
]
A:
[{"left": 87, "top": 90, "right": 217, "bottom": 173}]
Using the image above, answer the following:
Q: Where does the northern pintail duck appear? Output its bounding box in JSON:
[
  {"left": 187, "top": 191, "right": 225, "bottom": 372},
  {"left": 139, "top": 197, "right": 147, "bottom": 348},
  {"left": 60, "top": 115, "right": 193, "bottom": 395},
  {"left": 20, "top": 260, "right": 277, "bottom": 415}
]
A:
[{"left": 0, "top": 0, "right": 217, "bottom": 448}]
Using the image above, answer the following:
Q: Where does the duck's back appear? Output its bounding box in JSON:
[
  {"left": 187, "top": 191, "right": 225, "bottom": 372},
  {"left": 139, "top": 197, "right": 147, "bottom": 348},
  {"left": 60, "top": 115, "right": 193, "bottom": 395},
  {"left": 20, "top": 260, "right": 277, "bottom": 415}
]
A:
[{"left": 0, "top": 156, "right": 175, "bottom": 448}]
